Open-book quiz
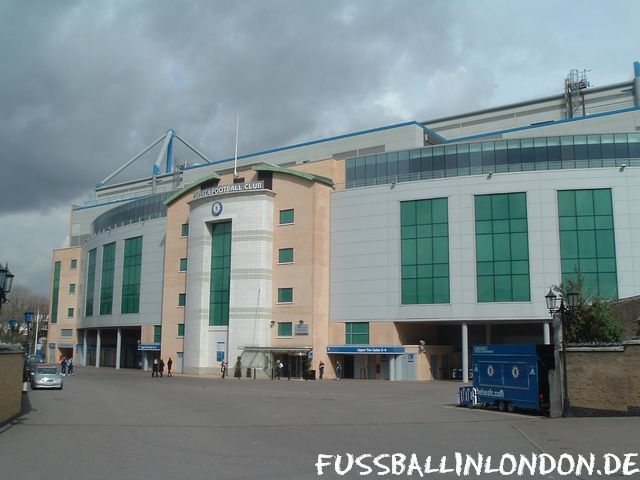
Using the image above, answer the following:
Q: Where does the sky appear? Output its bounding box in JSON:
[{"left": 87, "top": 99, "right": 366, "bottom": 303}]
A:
[{"left": 1, "top": 0, "right": 639, "bottom": 297}]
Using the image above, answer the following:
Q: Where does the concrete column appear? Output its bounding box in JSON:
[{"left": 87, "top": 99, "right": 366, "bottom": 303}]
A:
[
  {"left": 95, "top": 329, "right": 101, "bottom": 368},
  {"left": 485, "top": 324, "right": 491, "bottom": 344},
  {"left": 462, "top": 323, "right": 469, "bottom": 383},
  {"left": 543, "top": 322, "right": 551, "bottom": 345},
  {"left": 389, "top": 356, "right": 396, "bottom": 381},
  {"left": 116, "top": 328, "right": 122, "bottom": 369}
]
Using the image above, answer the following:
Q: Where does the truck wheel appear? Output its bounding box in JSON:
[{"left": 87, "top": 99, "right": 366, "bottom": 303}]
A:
[
  {"left": 507, "top": 403, "right": 515, "bottom": 413},
  {"left": 498, "top": 401, "right": 507, "bottom": 412}
]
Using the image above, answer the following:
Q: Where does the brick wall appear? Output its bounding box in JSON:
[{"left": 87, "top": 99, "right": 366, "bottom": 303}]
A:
[
  {"left": 567, "top": 341, "right": 640, "bottom": 416},
  {"left": 611, "top": 296, "right": 640, "bottom": 339},
  {"left": 0, "top": 349, "right": 25, "bottom": 424}
]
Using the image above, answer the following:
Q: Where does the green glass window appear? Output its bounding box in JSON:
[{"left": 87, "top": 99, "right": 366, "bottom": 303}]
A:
[
  {"left": 178, "top": 293, "right": 186, "bottom": 307},
  {"left": 181, "top": 223, "right": 189, "bottom": 236},
  {"left": 475, "top": 193, "right": 530, "bottom": 302},
  {"left": 277, "top": 322, "right": 292, "bottom": 337},
  {"left": 346, "top": 322, "right": 369, "bottom": 345},
  {"left": 401, "top": 198, "right": 450, "bottom": 304},
  {"left": 85, "top": 250, "right": 96, "bottom": 317},
  {"left": 154, "top": 325, "right": 162, "bottom": 343},
  {"left": 209, "top": 222, "right": 231, "bottom": 326},
  {"left": 67, "top": 308, "right": 74, "bottom": 318},
  {"left": 70, "top": 259, "right": 77, "bottom": 269},
  {"left": 100, "top": 242, "right": 116, "bottom": 315},
  {"left": 61, "top": 329, "right": 73, "bottom": 337},
  {"left": 278, "top": 288, "right": 293, "bottom": 303},
  {"left": 278, "top": 248, "right": 294, "bottom": 263},
  {"left": 121, "top": 237, "right": 143, "bottom": 314},
  {"left": 178, "top": 323, "right": 185, "bottom": 337},
  {"left": 69, "top": 283, "right": 76, "bottom": 293},
  {"left": 51, "top": 261, "right": 61, "bottom": 324},
  {"left": 179, "top": 258, "right": 188, "bottom": 272},
  {"left": 558, "top": 189, "right": 617, "bottom": 298},
  {"left": 279, "top": 209, "right": 294, "bottom": 225}
]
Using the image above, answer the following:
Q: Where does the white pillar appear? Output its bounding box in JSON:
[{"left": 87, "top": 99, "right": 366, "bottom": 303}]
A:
[
  {"left": 389, "top": 356, "right": 396, "bottom": 381},
  {"left": 543, "top": 322, "right": 551, "bottom": 345},
  {"left": 485, "top": 324, "right": 491, "bottom": 344},
  {"left": 462, "top": 323, "right": 469, "bottom": 383},
  {"left": 96, "top": 329, "right": 101, "bottom": 368},
  {"left": 116, "top": 328, "right": 122, "bottom": 369},
  {"left": 83, "top": 330, "right": 88, "bottom": 366}
]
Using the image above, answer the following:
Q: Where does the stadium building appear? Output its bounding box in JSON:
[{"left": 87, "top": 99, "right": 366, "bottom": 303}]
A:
[{"left": 48, "top": 61, "right": 640, "bottom": 381}]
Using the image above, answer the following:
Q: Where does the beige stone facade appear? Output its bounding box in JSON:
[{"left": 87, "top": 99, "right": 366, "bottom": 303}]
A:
[{"left": 47, "top": 247, "right": 83, "bottom": 363}]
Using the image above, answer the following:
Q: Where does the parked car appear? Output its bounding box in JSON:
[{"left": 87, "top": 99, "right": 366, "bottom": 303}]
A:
[
  {"left": 24, "top": 355, "right": 47, "bottom": 380},
  {"left": 30, "top": 365, "right": 63, "bottom": 390}
]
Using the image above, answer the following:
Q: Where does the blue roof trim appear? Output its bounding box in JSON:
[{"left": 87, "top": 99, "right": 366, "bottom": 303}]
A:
[
  {"left": 446, "top": 106, "right": 640, "bottom": 143},
  {"left": 183, "top": 121, "right": 429, "bottom": 171},
  {"left": 73, "top": 195, "right": 152, "bottom": 211}
]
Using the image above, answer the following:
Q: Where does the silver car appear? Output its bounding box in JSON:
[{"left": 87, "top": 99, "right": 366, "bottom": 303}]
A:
[{"left": 30, "top": 365, "right": 63, "bottom": 390}]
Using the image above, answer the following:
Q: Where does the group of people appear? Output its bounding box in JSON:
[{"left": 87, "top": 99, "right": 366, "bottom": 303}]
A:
[
  {"left": 60, "top": 356, "right": 74, "bottom": 376},
  {"left": 152, "top": 357, "right": 172, "bottom": 377}
]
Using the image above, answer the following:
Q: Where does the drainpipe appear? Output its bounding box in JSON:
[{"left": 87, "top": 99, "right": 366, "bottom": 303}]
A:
[{"left": 634, "top": 61, "right": 640, "bottom": 107}]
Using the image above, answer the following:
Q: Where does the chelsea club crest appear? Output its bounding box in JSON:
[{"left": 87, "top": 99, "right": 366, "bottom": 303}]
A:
[{"left": 212, "top": 201, "right": 223, "bottom": 216}]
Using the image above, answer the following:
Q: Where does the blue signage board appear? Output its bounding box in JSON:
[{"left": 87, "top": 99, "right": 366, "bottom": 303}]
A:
[
  {"left": 216, "top": 351, "right": 225, "bottom": 361},
  {"left": 327, "top": 346, "right": 405, "bottom": 355},
  {"left": 138, "top": 343, "right": 161, "bottom": 351}
]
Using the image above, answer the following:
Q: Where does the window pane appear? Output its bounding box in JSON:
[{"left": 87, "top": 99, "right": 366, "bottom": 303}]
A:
[{"left": 279, "top": 209, "right": 294, "bottom": 224}]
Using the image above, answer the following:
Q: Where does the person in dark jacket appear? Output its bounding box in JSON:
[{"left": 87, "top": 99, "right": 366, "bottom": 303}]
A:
[
  {"left": 152, "top": 358, "right": 159, "bottom": 377},
  {"left": 167, "top": 357, "right": 173, "bottom": 377},
  {"left": 159, "top": 358, "right": 165, "bottom": 378}
]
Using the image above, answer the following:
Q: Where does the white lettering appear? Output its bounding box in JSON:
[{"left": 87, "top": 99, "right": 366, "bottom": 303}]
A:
[
  {"left": 373, "top": 454, "right": 390, "bottom": 476},
  {"left": 623, "top": 453, "right": 639, "bottom": 475},
  {"left": 406, "top": 454, "right": 424, "bottom": 478},
  {"left": 315, "top": 454, "right": 333, "bottom": 475},
  {"left": 335, "top": 454, "right": 354, "bottom": 476},
  {"left": 517, "top": 453, "right": 537, "bottom": 476},
  {"left": 499, "top": 454, "right": 517, "bottom": 475},
  {"left": 539, "top": 453, "right": 556, "bottom": 475},
  {"left": 423, "top": 456, "right": 438, "bottom": 474},
  {"left": 484, "top": 456, "right": 500, "bottom": 474},
  {"left": 604, "top": 453, "right": 622, "bottom": 474},
  {"left": 439, "top": 455, "right": 454, "bottom": 473},
  {"left": 355, "top": 454, "right": 372, "bottom": 476},
  {"left": 557, "top": 453, "right": 575, "bottom": 475},
  {"left": 391, "top": 454, "right": 406, "bottom": 475},
  {"left": 575, "top": 453, "right": 595, "bottom": 476},
  {"left": 463, "top": 453, "right": 483, "bottom": 476}
]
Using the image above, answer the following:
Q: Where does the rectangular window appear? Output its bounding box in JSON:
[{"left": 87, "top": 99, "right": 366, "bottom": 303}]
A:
[
  {"left": 558, "top": 189, "right": 617, "bottom": 299},
  {"left": 178, "top": 323, "right": 185, "bottom": 337},
  {"left": 475, "top": 192, "right": 531, "bottom": 302},
  {"left": 209, "top": 222, "right": 231, "bottom": 326},
  {"left": 277, "top": 322, "right": 292, "bottom": 337},
  {"left": 100, "top": 242, "right": 116, "bottom": 315},
  {"left": 277, "top": 287, "right": 293, "bottom": 303},
  {"left": 278, "top": 248, "right": 294, "bottom": 263},
  {"left": 67, "top": 308, "right": 74, "bottom": 318},
  {"left": 346, "top": 322, "right": 369, "bottom": 345},
  {"left": 51, "top": 261, "right": 61, "bottom": 324},
  {"left": 181, "top": 223, "right": 189, "bottom": 237},
  {"left": 178, "top": 293, "right": 186, "bottom": 307},
  {"left": 61, "top": 329, "right": 73, "bottom": 337},
  {"left": 279, "top": 209, "right": 294, "bottom": 225},
  {"left": 401, "top": 198, "right": 450, "bottom": 304},
  {"left": 85, "top": 250, "right": 96, "bottom": 317},
  {"left": 70, "top": 259, "right": 77, "bottom": 269},
  {"left": 154, "top": 325, "right": 162, "bottom": 343},
  {"left": 69, "top": 283, "right": 76, "bottom": 294},
  {"left": 121, "top": 236, "right": 143, "bottom": 314},
  {"left": 179, "top": 258, "right": 188, "bottom": 271}
]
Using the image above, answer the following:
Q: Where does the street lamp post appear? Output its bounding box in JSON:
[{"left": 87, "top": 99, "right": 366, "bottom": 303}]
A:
[
  {"left": 545, "top": 287, "right": 578, "bottom": 417},
  {"left": 0, "top": 263, "right": 15, "bottom": 311},
  {"left": 24, "top": 311, "right": 33, "bottom": 355}
]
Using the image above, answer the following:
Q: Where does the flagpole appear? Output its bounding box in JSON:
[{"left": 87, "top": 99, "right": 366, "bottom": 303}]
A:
[{"left": 234, "top": 114, "right": 240, "bottom": 178}]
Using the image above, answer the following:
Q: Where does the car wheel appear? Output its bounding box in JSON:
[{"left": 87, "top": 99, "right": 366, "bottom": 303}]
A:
[
  {"left": 58, "top": 385, "right": 63, "bottom": 390},
  {"left": 498, "top": 401, "right": 507, "bottom": 412}
]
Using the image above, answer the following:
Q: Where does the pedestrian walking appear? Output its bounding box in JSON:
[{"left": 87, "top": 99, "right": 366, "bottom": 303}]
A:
[
  {"left": 152, "top": 357, "right": 159, "bottom": 377},
  {"left": 159, "top": 358, "right": 165, "bottom": 378},
  {"left": 167, "top": 357, "right": 173, "bottom": 377},
  {"left": 234, "top": 357, "right": 242, "bottom": 379},
  {"left": 220, "top": 361, "right": 227, "bottom": 379},
  {"left": 336, "top": 362, "right": 344, "bottom": 380},
  {"left": 275, "top": 359, "right": 283, "bottom": 379},
  {"left": 67, "top": 358, "right": 74, "bottom": 376},
  {"left": 61, "top": 357, "right": 67, "bottom": 376},
  {"left": 318, "top": 361, "right": 325, "bottom": 380}
]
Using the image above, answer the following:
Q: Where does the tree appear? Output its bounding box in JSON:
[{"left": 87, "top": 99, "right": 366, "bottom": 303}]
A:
[
  {"left": 0, "top": 285, "right": 48, "bottom": 346},
  {"left": 555, "top": 276, "right": 623, "bottom": 344}
]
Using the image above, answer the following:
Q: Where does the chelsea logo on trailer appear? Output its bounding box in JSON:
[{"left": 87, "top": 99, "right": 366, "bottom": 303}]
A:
[{"left": 212, "top": 201, "right": 223, "bottom": 216}]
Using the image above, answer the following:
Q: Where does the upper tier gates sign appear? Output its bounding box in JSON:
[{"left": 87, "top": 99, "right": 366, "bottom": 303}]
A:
[{"left": 192, "top": 180, "right": 265, "bottom": 200}]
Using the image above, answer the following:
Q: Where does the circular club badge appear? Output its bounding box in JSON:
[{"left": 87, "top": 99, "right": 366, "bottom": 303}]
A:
[{"left": 212, "top": 201, "right": 223, "bottom": 216}]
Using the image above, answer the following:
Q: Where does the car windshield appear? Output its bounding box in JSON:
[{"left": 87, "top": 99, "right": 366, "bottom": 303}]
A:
[{"left": 36, "top": 367, "right": 58, "bottom": 375}]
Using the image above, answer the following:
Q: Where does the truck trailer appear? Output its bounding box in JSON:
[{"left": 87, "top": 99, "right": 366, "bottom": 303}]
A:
[{"left": 458, "top": 344, "right": 555, "bottom": 414}]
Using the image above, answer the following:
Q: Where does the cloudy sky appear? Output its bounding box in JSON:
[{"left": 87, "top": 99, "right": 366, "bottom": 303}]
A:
[{"left": 1, "top": 0, "right": 639, "bottom": 297}]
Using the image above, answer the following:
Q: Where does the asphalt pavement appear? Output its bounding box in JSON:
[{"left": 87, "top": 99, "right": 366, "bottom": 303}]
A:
[{"left": 0, "top": 366, "right": 637, "bottom": 480}]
